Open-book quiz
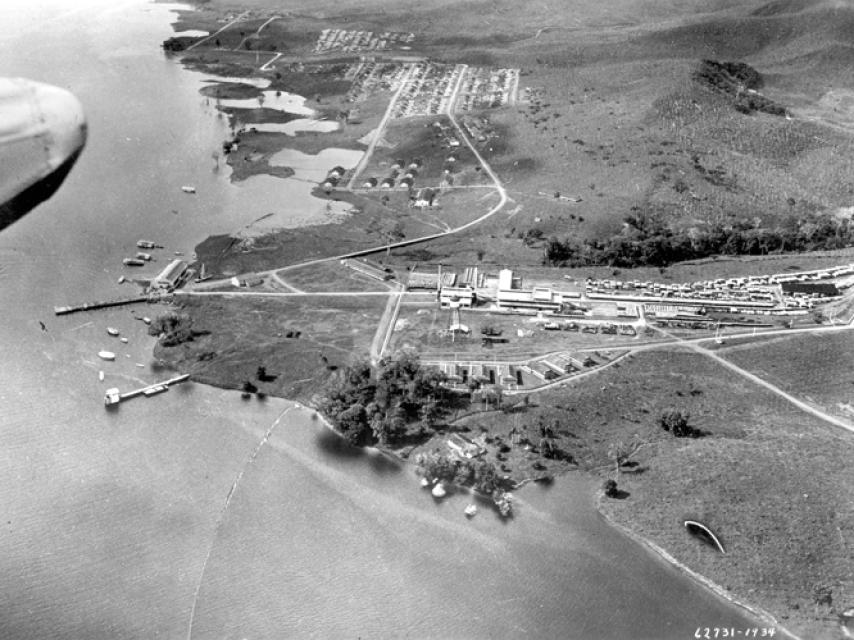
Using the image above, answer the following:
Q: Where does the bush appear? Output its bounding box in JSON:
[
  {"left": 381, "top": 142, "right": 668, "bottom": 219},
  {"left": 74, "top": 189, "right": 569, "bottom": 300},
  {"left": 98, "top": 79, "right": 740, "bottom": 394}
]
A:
[{"left": 602, "top": 478, "right": 619, "bottom": 498}]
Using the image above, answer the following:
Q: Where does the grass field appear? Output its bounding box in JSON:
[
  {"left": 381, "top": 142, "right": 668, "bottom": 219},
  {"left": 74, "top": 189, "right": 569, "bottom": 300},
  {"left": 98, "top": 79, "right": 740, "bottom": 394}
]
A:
[
  {"left": 434, "top": 346, "right": 854, "bottom": 640},
  {"left": 720, "top": 330, "right": 854, "bottom": 421},
  {"left": 280, "top": 261, "right": 398, "bottom": 293},
  {"left": 154, "top": 294, "right": 386, "bottom": 399}
]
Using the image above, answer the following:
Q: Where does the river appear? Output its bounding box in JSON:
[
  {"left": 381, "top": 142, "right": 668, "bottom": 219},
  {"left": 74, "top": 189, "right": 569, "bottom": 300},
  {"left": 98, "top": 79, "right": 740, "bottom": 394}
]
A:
[{"left": 0, "top": 1, "right": 759, "bottom": 638}]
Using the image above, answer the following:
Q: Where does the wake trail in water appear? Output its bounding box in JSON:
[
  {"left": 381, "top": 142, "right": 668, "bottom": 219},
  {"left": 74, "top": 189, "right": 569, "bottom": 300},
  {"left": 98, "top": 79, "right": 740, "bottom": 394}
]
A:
[{"left": 185, "top": 404, "right": 295, "bottom": 640}]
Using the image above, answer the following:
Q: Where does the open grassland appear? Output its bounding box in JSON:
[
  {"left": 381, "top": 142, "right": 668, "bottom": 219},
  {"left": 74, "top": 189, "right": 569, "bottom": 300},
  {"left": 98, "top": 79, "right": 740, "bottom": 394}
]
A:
[
  {"left": 434, "top": 347, "right": 854, "bottom": 639},
  {"left": 280, "top": 261, "right": 398, "bottom": 293},
  {"left": 720, "top": 330, "right": 854, "bottom": 421},
  {"left": 154, "top": 294, "right": 385, "bottom": 399},
  {"left": 196, "top": 185, "right": 502, "bottom": 277}
]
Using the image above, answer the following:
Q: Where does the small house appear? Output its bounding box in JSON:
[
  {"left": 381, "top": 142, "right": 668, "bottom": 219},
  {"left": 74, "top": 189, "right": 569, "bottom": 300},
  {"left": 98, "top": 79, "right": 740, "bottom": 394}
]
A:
[{"left": 447, "top": 433, "right": 483, "bottom": 459}]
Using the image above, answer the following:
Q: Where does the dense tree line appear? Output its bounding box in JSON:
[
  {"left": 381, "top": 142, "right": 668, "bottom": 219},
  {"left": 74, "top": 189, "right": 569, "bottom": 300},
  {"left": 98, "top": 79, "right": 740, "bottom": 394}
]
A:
[
  {"left": 692, "top": 59, "right": 786, "bottom": 116},
  {"left": 317, "top": 354, "right": 453, "bottom": 447},
  {"left": 544, "top": 211, "right": 854, "bottom": 268}
]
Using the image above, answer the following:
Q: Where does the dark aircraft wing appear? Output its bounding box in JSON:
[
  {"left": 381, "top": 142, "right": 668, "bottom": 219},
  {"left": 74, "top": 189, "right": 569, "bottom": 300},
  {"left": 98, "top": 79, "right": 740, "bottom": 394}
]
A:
[{"left": 0, "top": 78, "right": 86, "bottom": 231}]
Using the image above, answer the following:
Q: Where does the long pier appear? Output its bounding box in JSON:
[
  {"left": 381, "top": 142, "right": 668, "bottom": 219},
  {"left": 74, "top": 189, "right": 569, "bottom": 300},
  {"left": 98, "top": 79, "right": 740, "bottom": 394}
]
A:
[
  {"left": 54, "top": 294, "right": 165, "bottom": 316},
  {"left": 104, "top": 373, "right": 190, "bottom": 406}
]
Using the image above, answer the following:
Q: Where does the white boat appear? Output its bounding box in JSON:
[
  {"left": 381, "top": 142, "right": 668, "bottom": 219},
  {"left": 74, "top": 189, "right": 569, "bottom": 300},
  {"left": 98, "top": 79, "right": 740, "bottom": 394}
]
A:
[
  {"left": 431, "top": 483, "right": 447, "bottom": 498},
  {"left": 98, "top": 371, "right": 104, "bottom": 381},
  {"left": 420, "top": 477, "right": 430, "bottom": 488},
  {"left": 135, "top": 252, "right": 152, "bottom": 261},
  {"left": 117, "top": 275, "right": 125, "bottom": 284},
  {"left": 142, "top": 316, "right": 151, "bottom": 325},
  {"left": 98, "top": 350, "right": 115, "bottom": 361},
  {"left": 106, "top": 327, "right": 119, "bottom": 336},
  {"left": 181, "top": 185, "right": 196, "bottom": 194},
  {"left": 120, "top": 337, "right": 129, "bottom": 343},
  {"left": 136, "top": 240, "right": 159, "bottom": 249},
  {"left": 464, "top": 504, "right": 478, "bottom": 518}
]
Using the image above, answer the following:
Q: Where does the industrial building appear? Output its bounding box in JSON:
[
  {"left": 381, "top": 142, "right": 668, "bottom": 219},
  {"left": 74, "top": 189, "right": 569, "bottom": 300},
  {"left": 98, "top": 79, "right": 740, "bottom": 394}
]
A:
[
  {"left": 150, "top": 259, "right": 188, "bottom": 292},
  {"left": 495, "top": 269, "right": 563, "bottom": 313}
]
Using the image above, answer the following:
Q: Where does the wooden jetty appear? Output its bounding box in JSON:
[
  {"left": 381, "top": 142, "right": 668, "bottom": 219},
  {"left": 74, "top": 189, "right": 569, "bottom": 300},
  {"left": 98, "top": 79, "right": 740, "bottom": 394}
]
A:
[
  {"left": 104, "top": 373, "right": 190, "bottom": 406},
  {"left": 54, "top": 294, "right": 160, "bottom": 316}
]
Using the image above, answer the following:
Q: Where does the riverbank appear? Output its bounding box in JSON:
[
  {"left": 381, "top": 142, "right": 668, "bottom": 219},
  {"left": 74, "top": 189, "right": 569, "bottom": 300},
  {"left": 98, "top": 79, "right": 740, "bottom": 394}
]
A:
[
  {"left": 153, "top": 300, "right": 854, "bottom": 639},
  {"left": 595, "top": 497, "right": 799, "bottom": 639}
]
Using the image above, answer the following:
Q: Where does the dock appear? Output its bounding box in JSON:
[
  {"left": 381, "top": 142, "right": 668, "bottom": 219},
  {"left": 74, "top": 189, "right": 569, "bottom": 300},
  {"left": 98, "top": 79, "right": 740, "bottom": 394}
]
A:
[
  {"left": 54, "top": 294, "right": 163, "bottom": 316},
  {"left": 104, "top": 373, "right": 190, "bottom": 406}
]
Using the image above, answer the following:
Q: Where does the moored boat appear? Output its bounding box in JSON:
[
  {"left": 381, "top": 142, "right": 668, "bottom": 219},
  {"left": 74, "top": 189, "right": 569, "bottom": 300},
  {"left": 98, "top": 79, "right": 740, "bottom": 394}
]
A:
[
  {"left": 135, "top": 252, "right": 152, "bottom": 261},
  {"left": 136, "top": 240, "right": 160, "bottom": 249},
  {"left": 431, "top": 483, "right": 447, "bottom": 498},
  {"left": 98, "top": 350, "right": 115, "bottom": 361},
  {"left": 123, "top": 258, "right": 145, "bottom": 267},
  {"left": 464, "top": 504, "right": 478, "bottom": 518},
  {"left": 142, "top": 316, "right": 151, "bottom": 325},
  {"left": 106, "top": 327, "right": 119, "bottom": 336},
  {"left": 181, "top": 185, "right": 196, "bottom": 193}
]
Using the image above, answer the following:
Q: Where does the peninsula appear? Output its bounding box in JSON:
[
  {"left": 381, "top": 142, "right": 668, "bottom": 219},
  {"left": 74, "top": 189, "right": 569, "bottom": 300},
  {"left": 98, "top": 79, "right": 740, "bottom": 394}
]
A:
[{"left": 153, "top": 1, "right": 854, "bottom": 637}]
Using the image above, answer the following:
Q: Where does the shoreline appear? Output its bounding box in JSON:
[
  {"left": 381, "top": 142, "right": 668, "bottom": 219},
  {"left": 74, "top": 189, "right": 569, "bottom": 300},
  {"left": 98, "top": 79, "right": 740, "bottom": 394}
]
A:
[
  {"left": 295, "top": 393, "right": 801, "bottom": 635},
  {"left": 596, "top": 495, "right": 803, "bottom": 640}
]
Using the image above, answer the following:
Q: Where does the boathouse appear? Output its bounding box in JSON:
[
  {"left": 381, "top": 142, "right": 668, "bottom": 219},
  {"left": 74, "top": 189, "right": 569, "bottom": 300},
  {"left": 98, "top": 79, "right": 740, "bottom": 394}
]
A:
[{"left": 150, "top": 259, "right": 188, "bottom": 292}]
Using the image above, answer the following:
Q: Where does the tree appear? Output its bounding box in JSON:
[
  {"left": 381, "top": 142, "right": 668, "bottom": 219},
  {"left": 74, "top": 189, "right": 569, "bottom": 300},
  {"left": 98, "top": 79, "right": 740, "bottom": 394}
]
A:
[
  {"left": 660, "top": 408, "right": 703, "bottom": 438},
  {"left": 602, "top": 478, "right": 619, "bottom": 498},
  {"left": 338, "top": 403, "right": 370, "bottom": 446},
  {"left": 660, "top": 407, "right": 689, "bottom": 433}
]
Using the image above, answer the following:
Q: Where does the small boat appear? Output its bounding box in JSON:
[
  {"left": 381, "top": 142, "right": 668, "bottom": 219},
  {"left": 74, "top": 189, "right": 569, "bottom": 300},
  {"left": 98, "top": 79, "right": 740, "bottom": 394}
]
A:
[
  {"left": 123, "top": 258, "right": 145, "bottom": 267},
  {"left": 98, "top": 371, "right": 105, "bottom": 381},
  {"left": 464, "top": 504, "right": 478, "bottom": 518},
  {"left": 420, "top": 477, "right": 430, "bottom": 488},
  {"left": 98, "top": 350, "right": 116, "bottom": 361},
  {"left": 117, "top": 275, "right": 126, "bottom": 284},
  {"left": 174, "top": 251, "right": 184, "bottom": 256},
  {"left": 181, "top": 185, "right": 196, "bottom": 194},
  {"left": 135, "top": 252, "right": 152, "bottom": 261},
  {"left": 431, "top": 483, "right": 447, "bottom": 498},
  {"left": 684, "top": 520, "right": 726, "bottom": 553},
  {"left": 106, "top": 327, "right": 119, "bottom": 336},
  {"left": 120, "top": 337, "right": 129, "bottom": 343},
  {"left": 142, "top": 317, "right": 151, "bottom": 325},
  {"left": 135, "top": 363, "right": 145, "bottom": 368},
  {"left": 136, "top": 240, "right": 160, "bottom": 249}
]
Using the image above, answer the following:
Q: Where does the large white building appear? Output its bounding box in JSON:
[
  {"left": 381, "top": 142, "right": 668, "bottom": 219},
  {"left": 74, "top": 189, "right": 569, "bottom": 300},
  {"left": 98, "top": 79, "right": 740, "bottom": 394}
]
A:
[
  {"left": 150, "top": 259, "right": 188, "bottom": 292},
  {"left": 496, "top": 269, "right": 562, "bottom": 312}
]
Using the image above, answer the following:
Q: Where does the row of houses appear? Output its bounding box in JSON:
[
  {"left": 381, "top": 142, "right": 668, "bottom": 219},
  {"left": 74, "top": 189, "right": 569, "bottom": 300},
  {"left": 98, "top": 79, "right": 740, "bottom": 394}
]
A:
[{"left": 314, "top": 28, "right": 414, "bottom": 54}]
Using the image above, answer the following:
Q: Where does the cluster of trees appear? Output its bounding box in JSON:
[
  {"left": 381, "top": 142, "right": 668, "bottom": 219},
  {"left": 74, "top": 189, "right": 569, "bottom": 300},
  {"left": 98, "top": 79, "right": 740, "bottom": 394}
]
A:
[
  {"left": 149, "top": 312, "right": 206, "bottom": 347},
  {"left": 692, "top": 59, "right": 787, "bottom": 116},
  {"left": 660, "top": 408, "right": 705, "bottom": 438},
  {"left": 544, "top": 211, "right": 854, "bottom": 268},
  {"left": 415, "top": 451, "right": 513, "bottom": 516},
  {"left": 317, "top": 354, "right": 454, "bottom": 447}
]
